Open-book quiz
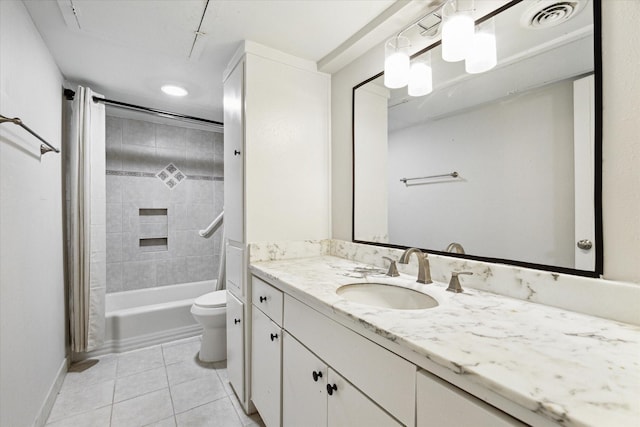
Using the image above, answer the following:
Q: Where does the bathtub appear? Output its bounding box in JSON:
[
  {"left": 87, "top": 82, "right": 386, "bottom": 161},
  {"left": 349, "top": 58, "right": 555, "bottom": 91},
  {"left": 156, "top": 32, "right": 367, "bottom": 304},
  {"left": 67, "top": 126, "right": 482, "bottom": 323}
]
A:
[{"left": 98, "top": 280, "right": 217, "bottom": 355}]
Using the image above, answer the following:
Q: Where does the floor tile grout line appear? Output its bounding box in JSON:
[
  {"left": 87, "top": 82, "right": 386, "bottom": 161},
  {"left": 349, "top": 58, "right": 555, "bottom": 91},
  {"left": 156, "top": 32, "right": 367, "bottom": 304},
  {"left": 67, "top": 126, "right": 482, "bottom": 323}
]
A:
[
  {"left": 171, "top": 394, "right": 233, "bottom": 417},
  {"left": 109, "top": 355, "right": 118, "bottom": 427},
  {"left": 161, "top": 343, "right": 178, "bottom": 423},
  {"left": 44, "top": 404, "right": 114, "bottom": 426}
]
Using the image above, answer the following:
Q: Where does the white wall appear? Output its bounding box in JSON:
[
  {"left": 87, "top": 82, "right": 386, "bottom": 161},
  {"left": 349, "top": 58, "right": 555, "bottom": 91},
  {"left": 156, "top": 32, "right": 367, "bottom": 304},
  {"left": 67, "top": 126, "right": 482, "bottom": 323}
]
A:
[
  {"left": 0, "top": 2, "right": 67, "bottom": 425},
  {"left": 331, "top": 1, "right": 640, "bottom": 283},
  {"left": 601, "top": 1, "right": 640, "bottom": 283},
  {"left": 386, "top": 81, "right": 575, "bottom": 267}
]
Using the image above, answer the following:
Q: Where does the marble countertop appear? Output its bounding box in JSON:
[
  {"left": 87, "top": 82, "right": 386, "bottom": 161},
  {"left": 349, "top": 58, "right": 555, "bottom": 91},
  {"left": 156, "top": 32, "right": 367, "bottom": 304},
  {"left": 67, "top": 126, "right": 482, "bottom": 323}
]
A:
[{"left": 249, "top": 255, "right": 640, "bottom": 427}]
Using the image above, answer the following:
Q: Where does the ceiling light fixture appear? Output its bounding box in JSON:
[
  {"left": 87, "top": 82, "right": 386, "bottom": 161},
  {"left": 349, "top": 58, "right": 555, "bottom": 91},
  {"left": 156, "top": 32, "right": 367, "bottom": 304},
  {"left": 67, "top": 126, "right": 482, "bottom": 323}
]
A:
[
  {"left": 382, "top": 0, "right": 497, "bottom": 96},
  {"left": 384, "top": 36, "right": 411, "bottom": 89},
  {"left": 441, "top": 0, "right": 475, "bottom": 62},
  {"left": 161, "top": 85, "right": 188, "bottom": 97},
  {"left": 408, "top": 52, "right": 433, "bottom": 97},
  {"left": 465, "top": 18, "right": 497, "bottom": 74}
]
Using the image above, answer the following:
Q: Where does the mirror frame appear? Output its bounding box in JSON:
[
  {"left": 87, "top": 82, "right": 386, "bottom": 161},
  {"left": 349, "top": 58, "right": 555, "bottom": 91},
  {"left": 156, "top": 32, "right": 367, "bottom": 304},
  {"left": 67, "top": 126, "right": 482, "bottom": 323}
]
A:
[{"left": 352, "top": 0, "right": 603, "bottom": 277}]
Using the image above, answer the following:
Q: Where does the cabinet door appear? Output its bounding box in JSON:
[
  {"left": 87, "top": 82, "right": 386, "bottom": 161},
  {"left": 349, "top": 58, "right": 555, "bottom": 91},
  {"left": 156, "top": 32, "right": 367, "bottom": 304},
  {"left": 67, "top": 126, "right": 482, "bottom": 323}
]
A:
[
  {"left": 416, "top": 370, "right": 524, "bottom": 427},
  {"left": 251, "top": 307, "right": 282, "bottom": 427},
  {"left": 282, "top": 332, "right": 327, "bottom": 427},
  {"left": 223, "top": 59, "right": 244, "bottom": 243},
  {"left": 226, "top": 291, "right": 244, "bottom": 402},
  {"left": 327, "top": 369, "right": 401, "bottom": 427}
]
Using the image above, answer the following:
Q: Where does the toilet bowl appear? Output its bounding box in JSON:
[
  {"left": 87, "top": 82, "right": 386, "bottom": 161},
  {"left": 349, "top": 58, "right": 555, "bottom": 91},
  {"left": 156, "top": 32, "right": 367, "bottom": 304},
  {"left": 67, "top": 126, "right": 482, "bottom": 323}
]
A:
[{"left": 190, "top": 290, "right": 227, "bottom": 362}]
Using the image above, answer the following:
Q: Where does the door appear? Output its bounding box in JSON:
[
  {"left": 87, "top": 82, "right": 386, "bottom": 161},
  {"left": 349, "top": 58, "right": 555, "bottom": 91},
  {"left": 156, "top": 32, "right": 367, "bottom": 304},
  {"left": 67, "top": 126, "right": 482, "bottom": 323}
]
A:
[
  {"left": 223, "top": 60, "right": 245, "bottom": 243},
  {"left": 251, "top": 308, "right": 282, "bottom": 427},
  {"left": 226, "top": 291, "right": 244, "bottom": 402},
  {"left": 573, "top": 74, "right": 596, "bottom": 270},
  {"left": 282, "top": 332, "right": 327, "bottom": 427},
  {"left": 326, "top": 369, "right": 401, "bottom": 427}
]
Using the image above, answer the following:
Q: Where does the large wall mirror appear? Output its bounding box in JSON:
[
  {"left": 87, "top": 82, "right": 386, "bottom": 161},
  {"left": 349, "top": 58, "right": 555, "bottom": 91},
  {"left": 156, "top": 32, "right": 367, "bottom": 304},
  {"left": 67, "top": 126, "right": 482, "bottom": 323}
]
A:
[{"left": 353, "top": 0, "right": 602, "bottom": 276}]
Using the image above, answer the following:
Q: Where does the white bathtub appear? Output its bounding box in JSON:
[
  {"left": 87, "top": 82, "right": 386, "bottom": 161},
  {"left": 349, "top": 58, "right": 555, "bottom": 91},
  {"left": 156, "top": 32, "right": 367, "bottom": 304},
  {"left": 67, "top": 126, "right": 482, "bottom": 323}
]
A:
[{"left": 98, "top": 280, "right": 217, "bottom": 355}]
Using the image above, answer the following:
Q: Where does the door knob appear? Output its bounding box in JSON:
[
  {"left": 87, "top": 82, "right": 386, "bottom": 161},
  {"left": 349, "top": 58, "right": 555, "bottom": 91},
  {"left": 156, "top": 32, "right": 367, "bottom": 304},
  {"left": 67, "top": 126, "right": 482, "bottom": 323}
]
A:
[
  {"left": 234, "top": 150, "right": 241, "bottom": 156},
  {"left": 259, "top": 296, "right": 267, "bottom": 303},
  {"left": 270, "top": 333, "right": 279, "bottom": 341},
  {"left": 577, "top": 239, "right": 593, "bottom": 250},
  {"left": 234, "top": 318, "right": 241, "bottom": 324},
  {"left": 312, "top": 371, "right": 323, "bottom": 382}
]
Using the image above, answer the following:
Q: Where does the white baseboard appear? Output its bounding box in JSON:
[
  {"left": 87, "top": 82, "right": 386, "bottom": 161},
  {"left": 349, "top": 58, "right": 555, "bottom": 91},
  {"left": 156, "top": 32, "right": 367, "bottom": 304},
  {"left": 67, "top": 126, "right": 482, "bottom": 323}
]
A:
[
  {"left": 33, "top": 357, "right": 67, "bottom": 427},
  {"left": 73, "top": 324, "right": 203, "bottom": 361}
]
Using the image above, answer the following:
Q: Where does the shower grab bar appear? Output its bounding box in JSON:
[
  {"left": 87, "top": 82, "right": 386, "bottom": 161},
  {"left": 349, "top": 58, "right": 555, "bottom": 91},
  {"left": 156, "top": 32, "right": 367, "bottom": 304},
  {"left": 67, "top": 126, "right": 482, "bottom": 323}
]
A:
[
  {"left": 199, "top": 210, "right": 224, "bottom": 238},
  {"left": 0, "top": 114, "right": 60, "bottom": 155},
  {"left": 400, "top": 171, "right": 458, "bottom": 185}
]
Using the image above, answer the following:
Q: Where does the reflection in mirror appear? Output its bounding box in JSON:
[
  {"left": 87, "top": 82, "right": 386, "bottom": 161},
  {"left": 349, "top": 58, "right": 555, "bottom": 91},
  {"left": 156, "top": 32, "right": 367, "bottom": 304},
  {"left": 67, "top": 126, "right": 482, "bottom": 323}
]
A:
[{"left": 353, "top": 0, "right": 601, "bottom": 274}]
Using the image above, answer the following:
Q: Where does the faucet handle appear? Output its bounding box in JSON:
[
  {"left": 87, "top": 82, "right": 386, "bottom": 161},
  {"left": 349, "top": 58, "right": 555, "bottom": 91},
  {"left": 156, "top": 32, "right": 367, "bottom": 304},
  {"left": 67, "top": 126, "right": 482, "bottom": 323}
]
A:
[
  {"left": 447, "top": 271, "right": 473, "bottom": 293},
  {"left": 382, "top": 256, "right": 400, "bottom": 277}
]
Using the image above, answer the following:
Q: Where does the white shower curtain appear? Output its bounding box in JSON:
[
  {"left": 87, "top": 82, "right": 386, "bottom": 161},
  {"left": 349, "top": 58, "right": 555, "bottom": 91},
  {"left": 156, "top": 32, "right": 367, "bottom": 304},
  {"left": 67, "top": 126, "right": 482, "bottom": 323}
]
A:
[{"left": 67, "top": 86, "right": 106, "bottom": 353}]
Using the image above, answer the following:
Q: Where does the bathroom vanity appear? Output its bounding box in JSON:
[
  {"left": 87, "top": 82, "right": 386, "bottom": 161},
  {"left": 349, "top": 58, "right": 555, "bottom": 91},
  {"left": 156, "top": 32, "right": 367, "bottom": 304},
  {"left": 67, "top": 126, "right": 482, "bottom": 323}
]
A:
[{"left": 245, "top": 240, "right": 640, "bottom": 427}]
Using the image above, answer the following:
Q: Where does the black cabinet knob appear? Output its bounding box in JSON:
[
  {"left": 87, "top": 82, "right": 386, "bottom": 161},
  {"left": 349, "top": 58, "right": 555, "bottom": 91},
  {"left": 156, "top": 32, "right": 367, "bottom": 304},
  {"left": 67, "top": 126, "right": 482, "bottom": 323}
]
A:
[
  {"left": 259, "top": 296, "right": 267, "bottom": 303},
  {"left": 312, "top": 371, "right": 323, "bottom": 382},
  {"left": 234, "top": 150, "right": 241, "bottom": 156},
  {"left": 326, "top": 383, "right": 337, "bottom": 396},
  {"left": 270, "top": 333, "right": 279, "bottom": 341},
  {"left": 234, "top": 318, "right": 241, "bottom": 324}
]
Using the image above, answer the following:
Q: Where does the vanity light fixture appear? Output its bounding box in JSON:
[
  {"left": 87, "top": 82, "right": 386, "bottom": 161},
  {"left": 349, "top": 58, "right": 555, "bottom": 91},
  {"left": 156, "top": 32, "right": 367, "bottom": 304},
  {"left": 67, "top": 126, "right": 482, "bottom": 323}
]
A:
[
  {"left": 408, "top": 51, "right": 433, "bottom": 97},
  {"left": 384, "top": 36, "right": 411, "bottom": 89},
  {"left": 441, "top": 0, "right": 475, "bottom": 62},
  {"left": 161, "top": 85, "right": 188, "bottom": 97},
  {"left": 465, "top": 18, "right": 497, "bottom": 74}
]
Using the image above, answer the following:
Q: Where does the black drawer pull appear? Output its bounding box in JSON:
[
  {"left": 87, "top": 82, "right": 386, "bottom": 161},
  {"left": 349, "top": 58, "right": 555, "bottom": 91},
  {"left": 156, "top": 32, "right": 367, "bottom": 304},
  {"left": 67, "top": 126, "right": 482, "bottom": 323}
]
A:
[
  {"left": 234, "top": 150, "right": 241, "bottom": 156},
  {"left": 234, "top": 318, "right": 241, "bottom": 324},
  {"left": 312, "top": 371, "right": 323, "bottom": 382},
  {"left": 259, "top": 296, "right": 267, "bottom": 303},
  {"left": 326, "top": 383, "right": 337, "bottom": 396},
  {"left": 270, "top": 333, "right": 279, "bottom": 341}
]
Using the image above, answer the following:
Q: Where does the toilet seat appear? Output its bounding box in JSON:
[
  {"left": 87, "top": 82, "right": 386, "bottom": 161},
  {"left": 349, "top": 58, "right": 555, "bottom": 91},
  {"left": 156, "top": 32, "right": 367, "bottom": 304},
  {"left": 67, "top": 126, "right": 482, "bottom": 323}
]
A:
[{"left": 194, "top": 291, "right": 226, "bottom": 308}]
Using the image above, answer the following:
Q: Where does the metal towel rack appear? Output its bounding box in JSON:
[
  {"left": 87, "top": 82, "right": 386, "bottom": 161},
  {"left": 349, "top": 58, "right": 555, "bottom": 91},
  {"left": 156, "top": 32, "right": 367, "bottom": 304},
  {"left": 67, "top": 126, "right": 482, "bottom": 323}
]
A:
[
  {"left": 0, "top": 114, "right": 60, "bottom": 155},
  {"left": 400, "top": 171, "right": 458, "bottom": 185}
]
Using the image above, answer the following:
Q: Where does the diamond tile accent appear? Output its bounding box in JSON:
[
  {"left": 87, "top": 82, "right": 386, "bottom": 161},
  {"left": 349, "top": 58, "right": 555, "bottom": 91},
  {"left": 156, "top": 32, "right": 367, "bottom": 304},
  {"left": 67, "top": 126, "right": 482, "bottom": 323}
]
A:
[{"left": 156, "top": 163, "right": 186, "bottom": 190}]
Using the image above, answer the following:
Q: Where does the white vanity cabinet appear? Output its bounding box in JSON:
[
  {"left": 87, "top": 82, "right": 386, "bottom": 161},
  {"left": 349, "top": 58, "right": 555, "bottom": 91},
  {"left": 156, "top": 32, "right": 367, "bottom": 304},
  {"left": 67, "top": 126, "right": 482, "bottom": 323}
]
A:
[
  {"left": 251, "top": 277, "right": 284, "bottom": 427},
  {"left": 222, "top": 41, "right": 331, "bottom": 415},
  {"left": 282, "top": 331, "right": 327, "bottom": 427},
  {"left": 416, "top": 370, "right": 524, "bottom": 427},
  {"left": 226, "top": 291, "right": 245, "bottom": 402},
  {"left": 282, "top": 331, "right": 401, "bottom": 427}
]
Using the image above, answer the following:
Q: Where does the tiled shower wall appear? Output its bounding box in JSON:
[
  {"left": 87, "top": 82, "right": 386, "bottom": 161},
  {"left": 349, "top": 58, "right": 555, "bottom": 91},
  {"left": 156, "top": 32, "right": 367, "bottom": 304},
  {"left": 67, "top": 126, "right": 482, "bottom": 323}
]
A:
[{"left": 105, "top": 116, "right": 223, "bottom": 293}]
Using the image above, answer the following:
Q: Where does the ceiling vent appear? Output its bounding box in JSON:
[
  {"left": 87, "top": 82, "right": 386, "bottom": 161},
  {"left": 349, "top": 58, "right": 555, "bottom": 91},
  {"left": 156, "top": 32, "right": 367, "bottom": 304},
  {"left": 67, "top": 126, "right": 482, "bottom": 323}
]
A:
[{"left": 521, "top": 1, "right": 586, "bottom": 29}]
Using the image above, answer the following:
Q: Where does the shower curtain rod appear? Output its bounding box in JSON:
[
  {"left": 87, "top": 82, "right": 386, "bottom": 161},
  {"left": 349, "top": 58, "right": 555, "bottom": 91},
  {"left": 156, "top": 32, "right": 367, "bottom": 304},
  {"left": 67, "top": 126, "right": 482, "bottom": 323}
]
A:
[{"left": 63, "top": 89, "right": 223, "bottom": 127}]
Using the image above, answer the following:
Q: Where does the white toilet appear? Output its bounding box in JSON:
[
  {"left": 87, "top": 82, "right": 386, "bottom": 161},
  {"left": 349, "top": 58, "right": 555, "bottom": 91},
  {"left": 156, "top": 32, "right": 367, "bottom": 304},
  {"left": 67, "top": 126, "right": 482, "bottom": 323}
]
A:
[{"left": 190, "top": 290, "right": 227, "bottom": 362}]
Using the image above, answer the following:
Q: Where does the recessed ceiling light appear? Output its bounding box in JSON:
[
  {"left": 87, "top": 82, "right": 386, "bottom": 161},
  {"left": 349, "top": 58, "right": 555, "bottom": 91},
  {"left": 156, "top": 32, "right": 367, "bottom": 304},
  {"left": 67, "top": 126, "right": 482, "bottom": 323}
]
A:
[{"left": 161, "top": 85, "right": 188, "bottom": 97}]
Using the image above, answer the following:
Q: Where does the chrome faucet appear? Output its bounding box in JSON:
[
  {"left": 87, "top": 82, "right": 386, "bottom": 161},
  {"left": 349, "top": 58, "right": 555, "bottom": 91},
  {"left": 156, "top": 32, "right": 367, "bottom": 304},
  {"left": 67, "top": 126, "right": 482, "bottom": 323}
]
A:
[
  {"left": 447, "top": 271, "right": 473, "bottom": 293},
  {"left": 398, "top": 248, "right": 432, "bottom": 284},
  {"left": 445, "top": 242, "right": 465, "bottom": 254}
]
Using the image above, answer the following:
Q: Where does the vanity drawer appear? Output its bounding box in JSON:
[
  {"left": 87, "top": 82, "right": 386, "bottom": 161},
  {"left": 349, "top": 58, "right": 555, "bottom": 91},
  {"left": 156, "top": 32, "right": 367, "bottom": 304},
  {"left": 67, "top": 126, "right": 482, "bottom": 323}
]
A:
[
  {"left": 284, "top": 295, "right": 415, "bottom": 427},
  {"left": 252, "top": 276, "right": 283, "bottom": 325}
]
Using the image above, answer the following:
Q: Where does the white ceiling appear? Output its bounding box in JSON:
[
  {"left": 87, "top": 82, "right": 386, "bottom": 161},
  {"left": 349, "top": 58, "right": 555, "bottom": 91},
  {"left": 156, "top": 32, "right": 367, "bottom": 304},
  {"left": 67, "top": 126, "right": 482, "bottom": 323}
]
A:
[{"left": 23, "top": 0, "right": 404, "bottom": 122}]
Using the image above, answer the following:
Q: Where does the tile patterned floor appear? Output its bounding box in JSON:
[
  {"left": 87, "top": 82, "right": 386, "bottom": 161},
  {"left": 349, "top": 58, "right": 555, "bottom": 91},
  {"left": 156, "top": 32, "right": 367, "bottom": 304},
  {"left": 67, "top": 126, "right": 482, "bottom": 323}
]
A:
[{"left": 46, "top": 337, "right": 264, "bottom": 427}]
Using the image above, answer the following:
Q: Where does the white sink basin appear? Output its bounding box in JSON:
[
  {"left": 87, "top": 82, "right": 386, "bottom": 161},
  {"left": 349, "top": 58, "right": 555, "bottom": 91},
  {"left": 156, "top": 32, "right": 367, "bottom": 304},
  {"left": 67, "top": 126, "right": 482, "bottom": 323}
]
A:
[{"left": 336, "top": 283, "right": 438, "bottom": 310}]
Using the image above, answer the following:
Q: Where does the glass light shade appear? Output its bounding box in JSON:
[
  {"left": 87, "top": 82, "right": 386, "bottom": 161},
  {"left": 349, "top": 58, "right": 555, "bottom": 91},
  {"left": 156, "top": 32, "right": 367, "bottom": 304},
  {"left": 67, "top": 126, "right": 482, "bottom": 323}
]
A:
[
  {"left": 408, "top": 54, "right": 433, "bottom": 97},
  {"left": 465, "top": 19, "right": 497, "bottom": 74},
  {"left": 441, "top": 0, "right": 475, "bottom": 62},
  {"left": 384, "top": 36, "right": 411, "bottom": 89}
]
